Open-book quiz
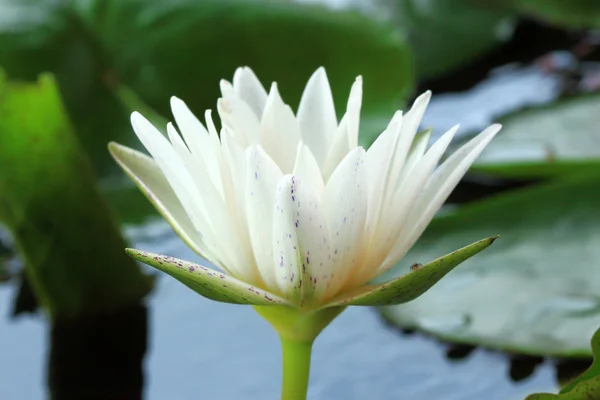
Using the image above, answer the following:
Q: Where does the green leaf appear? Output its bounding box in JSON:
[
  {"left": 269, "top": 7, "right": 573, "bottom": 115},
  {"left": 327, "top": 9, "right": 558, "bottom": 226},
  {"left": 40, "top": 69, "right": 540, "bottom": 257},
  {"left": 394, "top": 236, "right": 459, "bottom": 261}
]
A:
[
  {"left": 126, "top": 249, "right": 289, "bottom": 306},
  {"left": 472, "top": 92, "right": 600, "bottom": 178},
  {"left": 0, "top": 0, "right": 136, "bottom": 178},
  {"left": 514, "top": 0, "right": 600, "bottom": 29},
  {"left": 384, "top": 0, "right": 515, "bottom": 79},
  {"left": 560, "top": 327, "right": 600, "bottom": 393},
  {"left": 325, "top": 237, "right": 497, "bottom": 307},
  {"left": 526, "top": 327, "right": 600, "bottom": 398},
  {"left": 378, "top": 172, "right": 600, "bottom": 357},
  {"left": 0, "top": 73, "right": 152, "bottom": 318},
  {"left": 73, "top": 0, "right": 413, "bottom": 147}
]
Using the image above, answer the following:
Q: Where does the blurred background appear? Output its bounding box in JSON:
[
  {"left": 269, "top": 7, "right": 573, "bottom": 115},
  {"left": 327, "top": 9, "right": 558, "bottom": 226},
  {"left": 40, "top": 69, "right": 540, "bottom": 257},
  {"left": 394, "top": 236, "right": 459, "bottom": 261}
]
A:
[{"left": 1, "top": 0, "right": 600, "bottom": 399}]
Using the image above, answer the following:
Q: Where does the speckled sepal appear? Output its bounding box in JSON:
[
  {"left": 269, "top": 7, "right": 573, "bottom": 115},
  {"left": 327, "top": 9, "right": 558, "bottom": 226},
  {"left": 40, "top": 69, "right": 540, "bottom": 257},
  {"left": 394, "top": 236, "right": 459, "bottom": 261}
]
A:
[
  {"left": 126, "top": 249, "right": 289, "bottom": 305},
  {"left": 324, "top": 237, "right": 498, "bottom": 307}
]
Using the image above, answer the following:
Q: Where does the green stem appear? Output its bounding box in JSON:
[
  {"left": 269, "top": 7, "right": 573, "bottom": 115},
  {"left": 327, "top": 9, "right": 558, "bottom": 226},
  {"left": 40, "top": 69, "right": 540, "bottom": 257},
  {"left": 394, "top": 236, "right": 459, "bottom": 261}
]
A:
[{"left": 280, "top": 335, "right": 314, "bottom": 400}]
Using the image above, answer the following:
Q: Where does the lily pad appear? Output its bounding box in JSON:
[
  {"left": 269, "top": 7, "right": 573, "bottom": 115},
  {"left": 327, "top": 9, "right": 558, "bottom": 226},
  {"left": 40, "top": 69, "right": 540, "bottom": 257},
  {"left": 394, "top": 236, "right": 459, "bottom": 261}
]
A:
[
  {"left": 526, "top": 326, "right": 600, "bottom": 398},
  {"left": 472, "top": 92, "right": 600, "bottom": 178},
  {"left": 514, "top": 0, "right": 600, "bottom": 29},
  {"left": 383, "top": 0, "right": 515, "bottom": 79},
  {"left": 378, "top": 172, "right": 600, "bottom": 357}
]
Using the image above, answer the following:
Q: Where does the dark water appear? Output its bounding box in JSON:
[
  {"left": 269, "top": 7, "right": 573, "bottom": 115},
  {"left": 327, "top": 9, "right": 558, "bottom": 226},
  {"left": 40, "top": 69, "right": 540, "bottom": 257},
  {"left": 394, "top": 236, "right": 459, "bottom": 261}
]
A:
[{"left": 0, "top": 63, "right": 563, "bottom": 399}]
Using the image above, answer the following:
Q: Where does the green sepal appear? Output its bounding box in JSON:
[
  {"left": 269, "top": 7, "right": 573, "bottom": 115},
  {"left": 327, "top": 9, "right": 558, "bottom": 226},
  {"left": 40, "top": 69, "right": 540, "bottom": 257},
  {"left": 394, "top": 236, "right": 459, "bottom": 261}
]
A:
[
  {"left": 126, "top": 249, "right": 288, "bottom": 306},
  {"left": 325, "top": 237, "right": 497, "bottom": 307}
]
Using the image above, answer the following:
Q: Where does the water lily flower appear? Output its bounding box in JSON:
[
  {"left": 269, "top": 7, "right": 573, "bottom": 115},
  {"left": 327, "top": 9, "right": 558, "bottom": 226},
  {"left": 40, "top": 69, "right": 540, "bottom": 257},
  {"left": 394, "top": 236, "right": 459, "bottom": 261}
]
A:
[{"left": 109, "top": 67, "right": 499, "bottom": 399}]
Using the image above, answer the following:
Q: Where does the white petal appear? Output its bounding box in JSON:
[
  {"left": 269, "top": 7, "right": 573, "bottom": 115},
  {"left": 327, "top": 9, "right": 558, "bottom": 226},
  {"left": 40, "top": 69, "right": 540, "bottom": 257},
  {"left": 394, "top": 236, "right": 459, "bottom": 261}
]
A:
[
  {"left": 221, "top": 129, "right": 247, "bottom": 220},
  {"left": 321, "top": 147, "right": 368, "bottom": 301},
  {"left": 395, "top": 128, "right": 432, "bottom": 191},
  {"left": 204, "top": 110, "right": 221, "bottom": 147},
  {"left": 321, "top": 114, "right": 350, "bottom": 182},
  {"left": 381, "top": 124, "right": 501, "bottom": 273},
  {"left": 345, "top": 76, "right": 362, "bottom": 149},
  {"left": 129, "top": 113, "right": 226, "bottom": 267},
  {"left": 233, "top": 66, "right": 268, "bottom": 118},
  {"left": 220, "top": 79, "right": 234, "bottom": 97},
  {"left": 166, "top": 123, "right": 257, "bottom": 283},
  {"left": 259, "top": 83, "right": 302, "bottom": 173},
  {"left": 170, "top": 97, "right": 223, "bottom": 197},
  {"left": 109, "top": 143, "right": 212, "bottom": 260},
  {"left": 384, "top": 91, "right": 431, "bottom": 210},
  {"left": 218, "top": 94, "right": 261, "bottom": 147},
  {"left": 272, "top": 175, "right": 331, "bottom": 305},
  {"left": 246, "top": 146, "right": 284, "bottom": 290},
  {"left": 367, "top": 125, "right": 458, "bottom": 274},
  {"left": 363, "top": 111, "right": 403, "bottom": 238},
  {"left": 321, "top": 77, "right": 363, "bottom": 181},
  {"left": 297, "top": 67, "right": 338, "bottom": 166},
  {"left": 292, "top": 143, "right": 325, "bottom": 200}
]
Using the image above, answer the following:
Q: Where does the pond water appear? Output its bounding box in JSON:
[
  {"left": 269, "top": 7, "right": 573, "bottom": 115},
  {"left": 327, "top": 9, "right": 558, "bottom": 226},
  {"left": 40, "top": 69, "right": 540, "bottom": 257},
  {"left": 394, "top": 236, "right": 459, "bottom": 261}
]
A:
[
  {"left": 0, "top": 219, "right": 556, "bottom": 399},
  {"left": 0, "top": 63, "right": 565, "bottom": 399}
]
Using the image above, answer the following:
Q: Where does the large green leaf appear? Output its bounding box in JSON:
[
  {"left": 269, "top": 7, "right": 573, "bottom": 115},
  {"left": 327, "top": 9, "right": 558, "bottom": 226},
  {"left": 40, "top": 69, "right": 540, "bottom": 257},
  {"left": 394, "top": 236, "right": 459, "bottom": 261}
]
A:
[
  {"left": 472, "top": 92, "right": 600, "bottom": 178},
  {"left": 0, "top": 73, "right": 152, "bottom": 318},
  {"left": 71, "top": 0, "right": 413, "bottom": 147},
  {"left": 378, "top": 172, "right": 600, "bottom": 357},
  {"left": 526, "top": 327, "right": 600, "bottom": 398},
  {"left": 381, "top": 0, "right": 515, "bottom": 79},
  {"left": 0, "top": 0, "right": 135, "bottom": 177},
  {"left": 514, "top": 0, "right": 600, "bottom": 29}
]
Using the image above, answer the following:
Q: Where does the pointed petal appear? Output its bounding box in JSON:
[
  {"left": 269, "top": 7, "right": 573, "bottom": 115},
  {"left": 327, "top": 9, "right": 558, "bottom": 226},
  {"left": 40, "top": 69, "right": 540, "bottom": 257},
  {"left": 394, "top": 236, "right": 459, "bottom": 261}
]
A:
[
  {"left": 321, "top": 115, "right": 350, "bottom": 182},
  {"left": 321, "top": 147, "right": 368, "bottom": 300},
  {"left": 297, "top": 67, "right": 338, "bottom": 166},
  {"left": 324, "top": 237, "right": 497, "bottom": 307},
  {"left": 360, "top": 125, "right": 457, "bottom": 282},
  {"left": 233, "top": 66, "right": 268, "bottom": 118},
  {"left": 218, "top": 94, "right": 260, "bottom": 147},
  {"left": 126, "top": 249, "right": 288, "bottom": 305},
  {"left": 321, "top": 77, "right": 363, "bottom": 181},
  {"left": 246, "top": 146, "right": 284, "bottom": 289},
  {"left": 170, "top": 97, "right": 223, "bottom": 196},
  {"left": 109, "top": 142, "right": 210, "bottom": 259},
  {"left": 129, "top": 112, "right": 210, "bottom": 235},
  {"left": 384, "top": 91, "right": 431, "bottom": 210},
  {"left": 396, "top": 128, "right": 432, "bottom": 191},
  {"left": 259, "top": 83, "right": 302, "bottom": 173},
  {"left": 382, "top": 124, "right": 501, "bottom": 271},
  {"left": 220, "top": 79, "right": 234, "bottom": 97},
  {"left": 345, "top": 76, "right": 362, "bottom": 149},
  {"left": 272, "top": 175, "right": 331, "bottom": 305},
  {"left": 165, "top": 123, "right": 256, "bottom": 282},
  {"left": 292, "top": 143, "right": 324, "bottom": 200},
  {"left": 363, "top": 111, "right": 402, "bottom": 237}
]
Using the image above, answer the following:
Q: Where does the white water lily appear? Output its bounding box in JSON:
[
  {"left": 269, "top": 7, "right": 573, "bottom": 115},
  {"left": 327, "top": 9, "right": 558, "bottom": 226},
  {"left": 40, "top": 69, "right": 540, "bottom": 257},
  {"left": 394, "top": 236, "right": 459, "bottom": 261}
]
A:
[
  {"left": 110, "top": 67, "right": 499, "bottom": 313},
  {"left": 111, "top": 66, "right": 500, "bottom": 400}
]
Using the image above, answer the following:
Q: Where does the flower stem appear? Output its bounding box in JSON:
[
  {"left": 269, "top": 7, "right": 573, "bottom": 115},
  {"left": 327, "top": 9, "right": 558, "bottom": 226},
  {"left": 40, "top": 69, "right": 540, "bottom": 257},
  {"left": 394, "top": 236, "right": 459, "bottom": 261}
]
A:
[{"left": 279, "top": 335, "right": 314, "bottom": 400}]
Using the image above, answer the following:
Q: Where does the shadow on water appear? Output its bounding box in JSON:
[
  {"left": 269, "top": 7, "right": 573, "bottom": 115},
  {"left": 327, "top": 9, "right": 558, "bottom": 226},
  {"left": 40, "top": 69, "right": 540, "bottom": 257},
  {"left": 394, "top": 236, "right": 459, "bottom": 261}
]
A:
[{"left": 0, "top": 17, "right": 596, "bottom": 400}]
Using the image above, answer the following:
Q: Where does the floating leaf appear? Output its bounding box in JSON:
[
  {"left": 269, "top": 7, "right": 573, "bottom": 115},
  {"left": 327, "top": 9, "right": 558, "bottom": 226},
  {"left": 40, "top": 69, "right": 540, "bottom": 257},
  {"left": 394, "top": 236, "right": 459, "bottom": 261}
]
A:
[
  {"left": 526, "top": 327, "right": 600, "bottom": 398},
  {"left": 379, "top": 172, "right": 600, "bottom": 356},
  {"left": 473, "top": 92, "right": 600, "bottom": 178},
  {"left": 514, "top": 0, "right": 600, "bottom": 29},
  {"left": 381, "top": 0, "right": 515, "bottom": 79}
]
